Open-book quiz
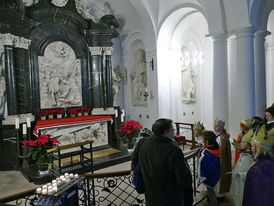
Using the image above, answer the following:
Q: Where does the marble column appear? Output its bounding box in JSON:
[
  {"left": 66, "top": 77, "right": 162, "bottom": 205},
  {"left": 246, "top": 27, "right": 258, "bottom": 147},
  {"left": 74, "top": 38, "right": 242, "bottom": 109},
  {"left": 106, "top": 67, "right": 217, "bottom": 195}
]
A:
[
  {"left": 0, "top": 33, "right": 17, "bottom": 115},
  {"left": 89, "top": 47, "right": 103, "bottom": 108},
  {"left": 211, "top": 33, "right": 228, "bottom": 126},
  {"left": 103, "top": 47, "right": 113, "bottom": 107},
  {"left": 14, "top": 36, "right": 32, "bottom": 114},
  {"left": 235, "top": 27, "right": 256, "bottom": 119},
  {"left": 254, "top": 30, "right": 270, "bottom": 116}
]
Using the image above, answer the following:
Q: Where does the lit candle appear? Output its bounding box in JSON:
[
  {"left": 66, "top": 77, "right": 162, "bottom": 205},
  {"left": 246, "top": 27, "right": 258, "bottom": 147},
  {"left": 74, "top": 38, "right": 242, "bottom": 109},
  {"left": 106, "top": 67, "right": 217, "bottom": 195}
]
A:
[
  {"left": 22, "top": 124, "right": 27, "bottom": 135},
  {"left": 15, "top": 118, "right": 19, "bottom": 129},
  {"left": 36, "top": 188, "right": 42, "bottom": 194},
  {"left": 26, "top": 118, "right": 31, "bottom": 128},
  {"left": 42, "top": 189, "right": 47, "bottom": 195},
  {"left": 74, "top": 174, "right": 79, "bottom": 179}
]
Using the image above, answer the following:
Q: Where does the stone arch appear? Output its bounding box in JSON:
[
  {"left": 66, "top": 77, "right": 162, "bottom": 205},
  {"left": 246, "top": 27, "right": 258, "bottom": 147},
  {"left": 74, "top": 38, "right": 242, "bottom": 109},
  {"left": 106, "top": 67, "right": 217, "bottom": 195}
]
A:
[{"left": 157, "top": 6, "right": 212, "bottom": 128}]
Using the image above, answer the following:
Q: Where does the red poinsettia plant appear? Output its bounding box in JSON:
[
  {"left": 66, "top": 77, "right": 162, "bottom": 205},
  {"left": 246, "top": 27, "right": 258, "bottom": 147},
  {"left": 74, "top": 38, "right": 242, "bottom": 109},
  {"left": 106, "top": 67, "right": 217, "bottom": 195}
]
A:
[
  {"left": 118, "top": 120, "right": 143, "bottom": 144},
  {"left": 68, "top": 108, "right": 78, "bottom": 114},
  {"left": 82, "top": 107, "right": 91, "bottom": 112},
  {"left": 55, "top": 108, "right": 65, "bottom": 114},
  {"left": 22, "top": 134, "right": 60, "bottom": 170},
  {"left": 76, "top": 107, "right": 83, "bottom": 113},
  {"left": 38, "top": 110, "right": 49, "bottom": 116}
]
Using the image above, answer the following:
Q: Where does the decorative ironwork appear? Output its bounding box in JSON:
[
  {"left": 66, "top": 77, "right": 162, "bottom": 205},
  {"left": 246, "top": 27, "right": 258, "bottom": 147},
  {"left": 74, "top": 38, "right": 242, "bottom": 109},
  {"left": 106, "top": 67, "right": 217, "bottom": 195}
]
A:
[{"left": 1, "top": 149, "right": 205, "bottom": 206}]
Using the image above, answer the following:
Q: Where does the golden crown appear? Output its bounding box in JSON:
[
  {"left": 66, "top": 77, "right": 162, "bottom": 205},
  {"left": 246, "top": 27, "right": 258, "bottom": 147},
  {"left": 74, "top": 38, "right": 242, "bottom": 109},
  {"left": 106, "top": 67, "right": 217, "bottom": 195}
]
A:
[
  {"left": 214, "top": 117, "right": 225, "bottom": 128},
  {"left": 193, "top": 121, "right": 204, "bottom": 131},
  {"left": 240, "top": 118, "right": 254, "bottom": 129},
  {"left": 242, "top": 129, "right": 254, "bottom": 144},
  {"left": 251, "top": 125, "right": 274, "bottom": 149}
]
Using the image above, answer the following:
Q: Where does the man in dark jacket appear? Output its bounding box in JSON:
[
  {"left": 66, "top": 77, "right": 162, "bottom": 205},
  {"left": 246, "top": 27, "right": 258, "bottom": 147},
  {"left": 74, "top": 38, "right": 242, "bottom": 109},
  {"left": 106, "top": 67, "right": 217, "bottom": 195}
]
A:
[{"left": 138, "top": 118, "right": 193, "bottom": 206}]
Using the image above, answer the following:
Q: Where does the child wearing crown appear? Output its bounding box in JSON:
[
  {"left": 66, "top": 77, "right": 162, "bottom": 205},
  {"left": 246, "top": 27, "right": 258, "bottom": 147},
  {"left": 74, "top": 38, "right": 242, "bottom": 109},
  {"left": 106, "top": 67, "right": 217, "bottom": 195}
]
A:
[
  {"left": 232, "top": 132, "right": 253, "bottom": 206},
  {"left": 232, "top": 118, "right": 253, "bottom": 168},
  {"left": 242, "top": 125, "right": 274, "bottom": 206},
  {"left": 213, "top": 117, "right": 232, "bottom": 201},
  {"left": 198, "top": 130, "right": 221, "bottom": 206},
  {"left": 193, "top": 121, "right": 205, "bottom": 147}
]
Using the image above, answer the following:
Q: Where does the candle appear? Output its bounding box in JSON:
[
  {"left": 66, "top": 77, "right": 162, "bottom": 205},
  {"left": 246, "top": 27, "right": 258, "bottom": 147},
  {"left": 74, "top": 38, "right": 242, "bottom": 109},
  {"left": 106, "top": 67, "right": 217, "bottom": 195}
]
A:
[
  {"left": 42, "top": 189, "right": 47, "bottom": 195},
  {"left": 42, "top": 185, "right": 47, "bottom": 189},
  {"left": 15, "top": 118, "right": 19, "bottom": 129},
  {"left": 26, "top": 118, "right": 31, "bottom": 128},
  {"left": 36, "top": 188, "right": 42, "bottom": 194},
  {"left": 74, "top": 174, "right": 79, "bottom": 178},
  {"left": 69, "top": 173, "right": 74, "bottom": 179},
  {"left": 22, "top": 124, "right": 27, "bottom": 135},
  {"left": 52, "top": 183, "right": 57, "bottom": 188},
  {"left": 115, "top": 109, "right": 118, "bottom": 117},
  {"left": 52, "top": 186, "right": 58, "bottom": 193}
]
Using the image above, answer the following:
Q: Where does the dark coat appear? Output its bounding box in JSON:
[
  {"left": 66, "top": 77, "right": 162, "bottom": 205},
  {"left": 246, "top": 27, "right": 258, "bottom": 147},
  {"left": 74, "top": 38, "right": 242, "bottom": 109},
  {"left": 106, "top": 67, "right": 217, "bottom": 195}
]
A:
[
  {"left": 243, "top": 155, "right": 274, "bottom": 206},
  {"left": 138, "top": 134, "right": 192, "bottom": 206}
]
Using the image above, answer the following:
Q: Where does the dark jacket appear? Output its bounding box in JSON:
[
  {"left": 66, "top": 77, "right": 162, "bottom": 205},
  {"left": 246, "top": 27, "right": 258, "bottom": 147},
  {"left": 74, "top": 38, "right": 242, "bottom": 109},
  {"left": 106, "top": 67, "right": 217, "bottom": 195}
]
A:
[
  {"left": 243, "top": 155, "right": 274, "bottom": 206},
  {"left": 138, "top": 134, "right": 192, "bottom": 206}
]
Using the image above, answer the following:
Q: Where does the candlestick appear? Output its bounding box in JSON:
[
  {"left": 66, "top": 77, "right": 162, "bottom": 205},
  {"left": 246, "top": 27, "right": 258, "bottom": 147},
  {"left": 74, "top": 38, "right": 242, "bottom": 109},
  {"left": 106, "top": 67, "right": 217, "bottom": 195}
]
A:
[
  {"left": 15, "top": 118, "right": 19, "bottom": 129},
  {"left": 22, "top": 124, "right": 27, "bottom": 135},
  {"left": 26, "top": 118, "right": 31, "bottom": 128}
]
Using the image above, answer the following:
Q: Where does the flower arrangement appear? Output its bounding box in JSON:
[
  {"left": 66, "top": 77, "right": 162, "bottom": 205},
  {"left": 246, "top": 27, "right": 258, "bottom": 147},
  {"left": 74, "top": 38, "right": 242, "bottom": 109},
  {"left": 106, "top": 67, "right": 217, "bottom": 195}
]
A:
[
  {"left": 118, "top": 120, "right": 143, "bottom": 145},
  {"left": 68, "top": 108, "right": 78, "bottom": 114},
  {"left": 55, "top": 108, "right": 65, "bottom": 114},
  {"left": 76, "top": 107, "right": 83, "bottom": 113},
  {"left": 22, "top": 134, "right": 60, "bottom": 170},
  {"left": 82, "top": 107, "right": 91, "bottom": 112},
  {"left": 38, "top": 110, "right": 49, "bottom": 116}
]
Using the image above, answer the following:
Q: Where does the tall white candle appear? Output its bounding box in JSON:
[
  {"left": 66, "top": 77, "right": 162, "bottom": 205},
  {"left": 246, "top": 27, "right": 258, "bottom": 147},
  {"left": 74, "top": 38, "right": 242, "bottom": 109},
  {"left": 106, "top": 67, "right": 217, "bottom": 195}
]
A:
[
  {"left": 26, "top": 118, "right": 31, "bottom": 128},
  {"left": 15, "top": 118, "right": 20, "bottom": 129},
  {"left": 115, "top": 109, "right": 118, "bottom": 117},
  {"left": 22, "top": 124, "right": 27, "bottom": 135}
]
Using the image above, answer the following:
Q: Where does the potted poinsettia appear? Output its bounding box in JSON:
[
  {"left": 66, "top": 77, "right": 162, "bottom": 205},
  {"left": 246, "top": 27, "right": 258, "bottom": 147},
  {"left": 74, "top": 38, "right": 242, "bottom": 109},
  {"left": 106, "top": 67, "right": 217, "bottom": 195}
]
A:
[
  {"left": 48, "top": 109, "right": 55, "bottom": 119},
  {"left": 118, "top": 120, "right": 143, "bottom": 149},
  {"left": 82, "top": 107, "right": 91, "bottom": 116},
  {"left": 22, "top": 134, "right": 60, "bottom": 173},
  {"left": 68, "top": 108, "right": 78, "bottom": 117},
  {"left": 76, "top": 107, "right": 83, "bottom": 117},
  {"left": 55, "top": 108, "right": 65, "bottom": 119},
  {"left": 38, "top": 110, "right": 49, "bottom": 120}
]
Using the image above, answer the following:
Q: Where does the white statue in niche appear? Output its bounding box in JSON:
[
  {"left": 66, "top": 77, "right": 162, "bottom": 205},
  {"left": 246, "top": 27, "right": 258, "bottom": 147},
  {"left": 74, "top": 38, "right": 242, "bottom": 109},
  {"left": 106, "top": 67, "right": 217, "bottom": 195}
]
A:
[
  {"left": 130, "top": 48, "right": 148, "bottom": 106},
  {"left": 181, "top": 47, "right": 196, "bottom": 104},
  {"left": 0, "top": 51, "right": 6, "bottom": 114},
  {"left": 39, "top": 41, "right": 82, "bottom": 108},
  {"left": 112, "top": 69, "right": 121, "bottom": 106}
]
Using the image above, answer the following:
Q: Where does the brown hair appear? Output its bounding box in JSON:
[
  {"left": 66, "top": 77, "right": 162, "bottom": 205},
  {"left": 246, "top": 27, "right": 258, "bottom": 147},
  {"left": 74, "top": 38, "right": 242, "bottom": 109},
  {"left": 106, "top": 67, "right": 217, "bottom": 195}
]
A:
[
  {"left": 152, "top": 118, "right": 173, "bottom": 135},
  {"left": 265, "top": 106, "right": 274, "bottom": 117},
  {"left": 201, "top": 130, "right": 217, "bottom": 145}
]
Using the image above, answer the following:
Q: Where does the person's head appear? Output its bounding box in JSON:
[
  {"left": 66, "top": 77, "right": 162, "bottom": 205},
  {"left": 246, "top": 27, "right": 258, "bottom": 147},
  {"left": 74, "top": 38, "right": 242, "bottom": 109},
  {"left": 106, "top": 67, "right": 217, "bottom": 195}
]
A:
[
  {"left": 193, "top": 121, "right": 204, "bottom": 137},
  {"left": 152, "top": 118, "right": 173, "bottom": 138},
  {"left": 251, "top": 125, "right": 274, "bottom": 160},
  {"left": 214, "top": 117, "right": 225, "bottom": 132},
  {"left": 201, "top": 130, "right": 217, "bottom": 146},
  {"left": 139, "top": 128, "right": 152, "bottom": 138},
  {"left": 265, "top": 106, "right": 274, "bottom": 122},
  {"left": 240, "top": 139, "right": 252, "bottom": 151},
  {"left": 250, "top": 116, "right": 263, "bottom": 130},
  {"left": 240, "top": 118, "right": 253, "bottom": 132}
]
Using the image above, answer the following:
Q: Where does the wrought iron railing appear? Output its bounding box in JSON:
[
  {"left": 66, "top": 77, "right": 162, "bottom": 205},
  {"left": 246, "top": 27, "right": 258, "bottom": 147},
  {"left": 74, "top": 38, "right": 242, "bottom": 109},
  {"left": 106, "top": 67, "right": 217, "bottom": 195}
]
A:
[{"left": 0, "top": 148, "right": 205, "bottom": 206}]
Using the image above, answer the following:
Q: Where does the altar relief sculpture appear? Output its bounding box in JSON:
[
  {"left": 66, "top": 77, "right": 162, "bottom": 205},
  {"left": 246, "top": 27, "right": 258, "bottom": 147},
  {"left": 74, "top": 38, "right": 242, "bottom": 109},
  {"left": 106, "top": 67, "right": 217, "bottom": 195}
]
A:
[
  {"left": 39, "top": 41, "right": 82, "bottom": 108},
  {"left": 41, "top": 122, "right": 108, "bottom": 149},
  {"left": 130, "top": 48, "right": 148, "bottom": 106},
  {"left": 181, "top": 46, "right": 196, "bottom": 104}
]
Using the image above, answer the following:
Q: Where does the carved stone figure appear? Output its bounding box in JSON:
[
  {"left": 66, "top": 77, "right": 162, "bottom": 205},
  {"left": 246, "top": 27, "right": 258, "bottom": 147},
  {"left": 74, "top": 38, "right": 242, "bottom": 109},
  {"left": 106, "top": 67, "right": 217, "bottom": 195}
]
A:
[
  {"left": 130, "top": 48, "right": 148, "bottom": 106},
  {"left": 22, "top": 0, "right": 39, "bottom": 7},
  {"left": 0, "top": 51, "right": 5, "bottom": 114},
  {"left": 181, "top": 47, "right": 196, "bottom": 104},
  {"left": 38, "top": 41, "right": 82, "bottom": 108},
  {"left": 112, "top": 69, "right": 121, "bottom": 106}
]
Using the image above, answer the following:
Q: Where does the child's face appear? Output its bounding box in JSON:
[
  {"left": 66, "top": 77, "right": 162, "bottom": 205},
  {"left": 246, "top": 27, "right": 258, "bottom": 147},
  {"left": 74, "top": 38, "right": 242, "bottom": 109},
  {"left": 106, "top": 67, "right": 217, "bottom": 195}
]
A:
[
  {"left": 194, "top": 129, "right": 201, "bottom": 137},
  {"left": 240, "top": 140, "right": 250, "bottom": 150},
  {"left": 202, "top": 137, "right": 208, "bottom": 146}
]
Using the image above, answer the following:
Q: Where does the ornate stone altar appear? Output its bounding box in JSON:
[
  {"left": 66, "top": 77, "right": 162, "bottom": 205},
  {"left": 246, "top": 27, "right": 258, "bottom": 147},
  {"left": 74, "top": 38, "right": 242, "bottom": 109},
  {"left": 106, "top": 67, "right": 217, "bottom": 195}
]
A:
[{"left": 0, "top": 0, "right": 122, "bottom": 170}]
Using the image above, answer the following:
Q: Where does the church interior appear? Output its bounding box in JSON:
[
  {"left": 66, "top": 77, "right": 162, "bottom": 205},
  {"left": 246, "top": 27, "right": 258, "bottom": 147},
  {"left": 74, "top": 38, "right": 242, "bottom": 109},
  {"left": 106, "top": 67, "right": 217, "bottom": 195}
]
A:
[{"left": 0, "top": 0, "right": 274, "bottom": 205}]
